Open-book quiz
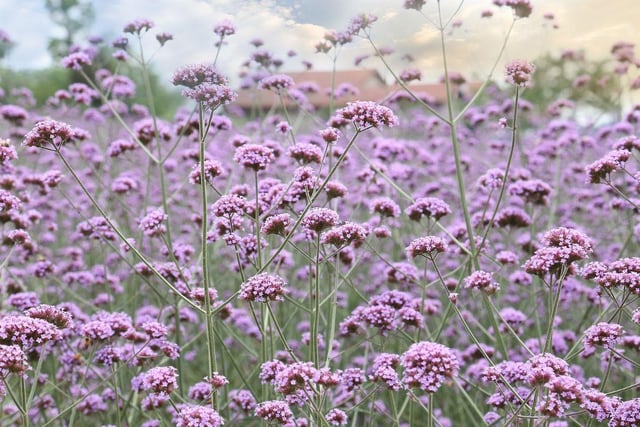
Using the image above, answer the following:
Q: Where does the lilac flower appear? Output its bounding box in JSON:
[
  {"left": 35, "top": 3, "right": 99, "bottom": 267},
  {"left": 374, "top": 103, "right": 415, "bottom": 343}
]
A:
[
  {"left": 139, "top": 208, "right": 168, "bottom": 237},
  {"left": 123, "top": 18, "right": 154, "bottom": 34},
  {"left": 464, "top": 270, "right": 500, "bottom": 294},
  {"left": 0, "top": 315, "right": 62, "bottom": 348},
  {"left": 213, "top": 18, "right": 236, "bottom": 37},
  {"left": 172, "top": 63, "right": 228, "bottom": 88},
  {"left": 583, "top": 322, "right": 624, "bottom": 351},
  {"left": 401, "top": 341, "right": 459, "bottom": 392},
  {"left": 326, "top": 408, "right": 348, "bottom": 426},
  {"left": 406, "top": 197, "right": 451, "bottom": 221},
  {"left": 580, "top": 389, "right": 621, "bottom": 422},
  {"left": 155, "top": 32, "right": 173, "bottom": 46},
  {"left": 189, "top": 159, "right": 224, "bottom": 186},
  {"left": 24, "top": 304, "right": 72, "bottom": 328},
  {"left": 369, "top": 353, "right": 402, "bottom": 390},
  {"left": 0, "top": 344, "right": 30, "bottom": 374},
  {"left": 403, "top": 0, "right": 426, "bottom": 10},
  {"left": 258, "top": 74, "right": 294, "bottom": 91},
  {"left": 240, "top": 273, "right": 287, "bottom": 303},
  {"left": 23, "top": 119, "right": 74, "bottom": 149},
  {"left": 302, "top": 207, "right": 340, "bottom": 233},
  {"left": 585, "top": 149, "right": 631, "bottom": 183},
  {"left": 233, "top": 144, "right": 275, "bottom": 171},
  {"left": 609, "top": 398, "right": 640, "bottom": 426},
  {"left": 255, "top": 400, "right": 294, "bottom": 424},
  {"left": 61, "top": 52, "right": 92, "bottom": 70},
  {"left": 505, "top": 60, "right": 536, "bottom": 86},
  {"left": 406, "top": 236, "right": 448, "bottom": 259},
  {"left": 139, "top": 366, "right": 179, "bottom": 394},
  {"left": 174, "top": 404, "right": 224, "bottom": 427},
  {"left": 183, "top": 84, "right": 237, "bottom": 109},
  {"left": 328, "top": 101, "right": 399, "bottom": 130},
  {"left": 321, "top": 222, "right": 367, "bottom": 247},
  {"left": 228, "top": 389, "right": 257, "bottom": 413},
  {"left": 288, "top": 143, "right": 323, "bottom": 164}
]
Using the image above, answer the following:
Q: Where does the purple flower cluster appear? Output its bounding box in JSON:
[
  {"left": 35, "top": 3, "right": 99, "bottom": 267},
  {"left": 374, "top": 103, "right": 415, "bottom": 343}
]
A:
[
  {"left": 401, "top": 341, "right": 459, "bottom": 392},
  {"left": 328, "top": 101, "right": 399, "bottom": 130},
  {"left": 239, "top": 273, "right": 287, "bottom": 302}
]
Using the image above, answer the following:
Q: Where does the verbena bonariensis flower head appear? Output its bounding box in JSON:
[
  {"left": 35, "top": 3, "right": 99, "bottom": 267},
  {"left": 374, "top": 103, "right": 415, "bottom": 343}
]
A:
[
  {"left": 523, "top": 227, "right": 593, "bottom": 277},
  {"left": 23, "top": 119, "right": 74, "bottom": 149},
  {"left": 182, "top": 84, "right": 237, "bottom": 109},
  {"left": 0, "top": 315, "right": 62, "bottom": 348},
  {"left": 171, "top": 63, "right": 228, "bottom": 88},
  {"left": 302, "top": 207, "right": 340, "bottom": 233},
  {"left": 525, "top": 353, "right": 569, "bottom": 386},
  {"left": 233, "top": 143, "right": 275, "bottom": 171},
  {"left": 213, "top": 18, "right": 236, "bottom": 37},
  {"left": 61, "top": 52, "right": 92, "bottom": 70},
  {"left": 321, "top": 222, "right": 367, "bottom": 247},
  {"left": 123, "top": 18, "right": 155, "bottom": 34},
  {"left": 326, "top": 408, "right": 348, "bottom": 426},
  {"left": 255, "top": 400, "right": 294, "bottom": 425},
  {"left": 583, "top": 322, "right": 624, "bottom": 351},
  {"left": 505, "top": 60, "right": 536, "bottom": 87},
  {"left": 139, "top": 366, "right": 179, "bottom": 394},
  {"left": 403, "top": 0, "right": 426, "bottom": 11},
  {"left": 505, "top": 0, "right": 533, "bottom": 18},
  {"left": 585, "top": 149, "right": 631, "bottom": 184},
  {"left": 258, "top": 74, "right": 294, "bottom": 92},
  {"left": 406, "top": 197, "right": 451, "bottom": 221},
  {"left": 0, "top": 344, "right": 30, "bottom": 374},
  {"left": 608, "top": 398, "right": 640, "bottom": 426},
  {"left": 174, "top": 404, "right": 225, "bottom": 427},
  {"left": 406, "top": 236, "right": 448, "bottom": 259},
  {"left": 139, "top": 208, "right": 168, "bottom": 237},
  {"left": 328, "top": 101, "right": 399, "bottom": 130},
  {"left": 464, "top": 270, "right": 500, "bottom": 295},
  {"left": 401, "top": 341, "right": 459, "bottom": 392},
  {"left": 24, "top": 304, "right": 73, "bottom": 328},
  {"left": 240, "top": 273, "right": 287, "bottom": 303}
]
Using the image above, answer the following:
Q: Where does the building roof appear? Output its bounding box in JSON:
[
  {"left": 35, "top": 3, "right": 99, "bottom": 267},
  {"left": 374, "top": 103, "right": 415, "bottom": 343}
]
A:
[{"left": 233, "top": 69, "right": 481, "bottom": 110}]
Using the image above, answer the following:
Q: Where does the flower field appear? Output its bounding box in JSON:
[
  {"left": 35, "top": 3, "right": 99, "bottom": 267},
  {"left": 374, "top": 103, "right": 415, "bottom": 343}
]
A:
[{"left": 1, "top": 1, "right": 640, "bottom": 426}]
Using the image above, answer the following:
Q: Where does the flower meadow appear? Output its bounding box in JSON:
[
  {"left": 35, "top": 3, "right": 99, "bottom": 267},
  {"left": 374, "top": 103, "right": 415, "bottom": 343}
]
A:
[{"left": 1, "top": 1, "right": 640, "bottom": 426}]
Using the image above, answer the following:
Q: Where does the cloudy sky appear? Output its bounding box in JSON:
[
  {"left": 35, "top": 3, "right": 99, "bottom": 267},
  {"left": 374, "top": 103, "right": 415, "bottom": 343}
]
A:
[{"left": 0, "top": 0, "right": 638, "bottom": 88}]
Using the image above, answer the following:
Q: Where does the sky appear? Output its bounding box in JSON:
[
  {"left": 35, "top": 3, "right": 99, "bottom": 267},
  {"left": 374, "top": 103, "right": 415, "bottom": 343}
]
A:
[{"left": 0, "top": 0, "right": 638, "bottom": 89}]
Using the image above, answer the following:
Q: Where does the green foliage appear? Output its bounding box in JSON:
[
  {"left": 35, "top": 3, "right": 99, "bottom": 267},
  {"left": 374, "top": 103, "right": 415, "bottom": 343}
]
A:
[
  {"left": 522, "top": 52, "right": 623, "bottom": 114},
  {"left": 44, "top": 0, "right": 95, "bottom": 59}
]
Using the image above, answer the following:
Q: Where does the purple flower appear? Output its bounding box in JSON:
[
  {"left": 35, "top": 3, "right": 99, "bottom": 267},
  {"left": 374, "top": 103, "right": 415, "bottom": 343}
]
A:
[
  {"left": 321, "top": 222, "right": 367, "bottom": 247},
  {"left": 406, "top": 197, "right": 451, "bottom": 221},
  {"left": 464, "top": 270, "right": 500, "bottom": 295},
  {"left": 255, "top": 400, "right": 294, "bottom": 425},
  {"left": 301, "top": 208, "right": 340, "bottom": 233},
  {"left": 609, "top": 398, "right": 640, "bottom": 427},
  {"left": 240, "top": 273, "right": 287, "bottom": 303},
  {"left": 61, "top": 52, "right": 92, "bottom": 70},
  {"left": 406, "top": 236, "right": 448, "bottom": 259},
  {"left": 172, "top": 63, "right": 228, "bottom": 88},
  {"left": 174, "top": 404, "right": 225, "bottom": 427},
  {"left": 326, "top": 408, "right": 348, "bottom": 425},
  {"left": 23, "top": 119, "right": 74, "bottom": 149},
  {"left": 586, "top": 149, "right": 631, "bottom": 183},
  {"left": 583, "top": 322, "right": 624, "bottom": 351},
  {"left": 505, "top": 60, "right": 535, "bottom": 86},
  {"left": 233, "top": 144, "right": 275, "bottom": 171},
  {"left": 123, "top": 18, "right": 154, "bottom": 34},
  {"left": 24, "top": 304, "right": 72, "bottom": 328},
  {"left": 258, "top": 74, "right": 294, "bottom": 92},
  {"left": 401, "top": 341, "right": 459, "bottom": 392},
  {"left": 139, "top": 208, "right": 168, "bottom": 237},
  {"left": 155, "top": 32, "right": 173, "bottom": 46},
  {"left": 0, "top": 344, "right": 30, "bottom": 374},
  {"left": 183, "top": 84, "right": 237, "bottom": 109},
  {"left": 0, "top": 315, "right": 62, "bottom": 348},
  {"left": 328, "top": 101, "right": 399, "bottom": 130},
  {"left": 213, "top": 18, "right": 236, "bottom": 37},
  {"left": 139, "top": 366, "right": 179, "bottom": 394}
]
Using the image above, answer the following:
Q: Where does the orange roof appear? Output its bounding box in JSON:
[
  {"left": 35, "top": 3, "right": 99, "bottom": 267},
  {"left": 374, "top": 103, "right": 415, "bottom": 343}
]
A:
[{"left": 233, "top": 69, "right": 482, "bottom": 110}]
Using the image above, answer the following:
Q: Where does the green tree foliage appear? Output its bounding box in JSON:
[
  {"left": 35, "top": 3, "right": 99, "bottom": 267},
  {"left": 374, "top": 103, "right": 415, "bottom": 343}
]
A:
[
  {"left": 45, "top": 0, "right": 95, "bottom": 60},
  {"left": 523, "top": 51, "right": 623, "bottom": 115}
]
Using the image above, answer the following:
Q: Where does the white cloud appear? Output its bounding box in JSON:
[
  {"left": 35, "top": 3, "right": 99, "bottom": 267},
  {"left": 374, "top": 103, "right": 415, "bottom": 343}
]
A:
[{"left": 0, "top": 0, "right": 638, "bottom": 90}]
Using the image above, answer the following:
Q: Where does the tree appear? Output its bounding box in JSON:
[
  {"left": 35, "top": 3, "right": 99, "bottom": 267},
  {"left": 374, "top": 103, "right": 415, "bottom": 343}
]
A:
[{"left": 45, "top": 0, "right": 95, "bottom": 59}]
